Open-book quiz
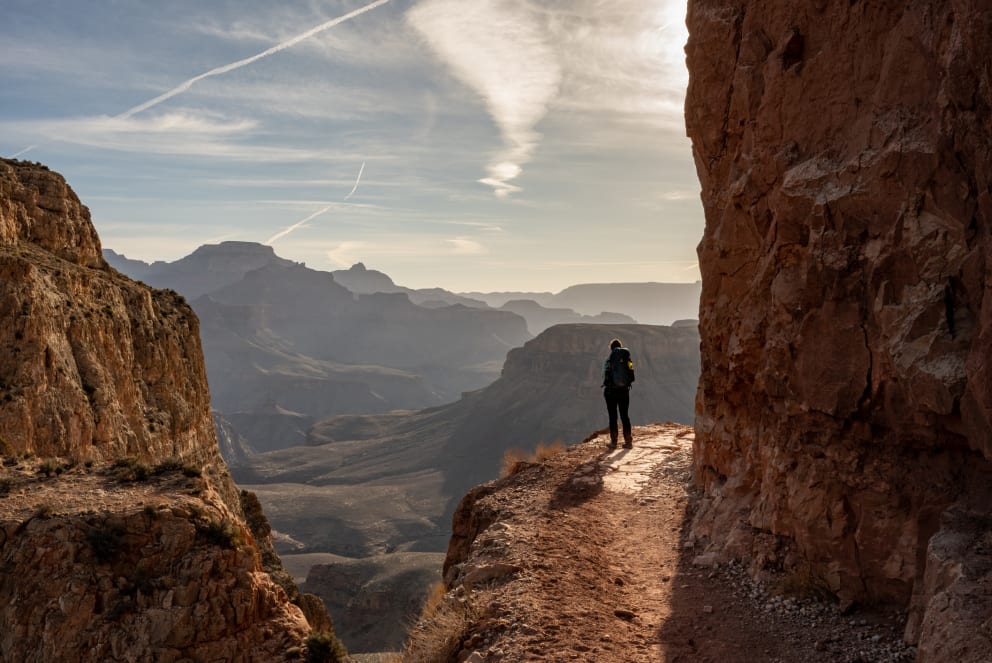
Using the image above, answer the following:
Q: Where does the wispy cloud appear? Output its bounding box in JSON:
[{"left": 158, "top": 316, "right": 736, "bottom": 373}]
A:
[
  {"left": 265, "top": 161, "right": 366, "bottom": 245},
  {"left": 326, "top": 235, "right": 488, "bottom": 266},
  {"left": 408, "top": 0, "right": 561, "bottom": 198},
  {"left": 7, "top": 0, "right": 394, "bottom": 158},
  {"left": 116, "top": 0, "right": 393, "bottom": 120},
  {"left": 3, "top": 112, "right": 350, "bottom": 162}
]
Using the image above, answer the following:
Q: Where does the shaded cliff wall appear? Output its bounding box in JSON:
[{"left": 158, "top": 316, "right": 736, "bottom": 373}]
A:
[{"left": 685, "top": 0, "right": 992, "bottom": 652}]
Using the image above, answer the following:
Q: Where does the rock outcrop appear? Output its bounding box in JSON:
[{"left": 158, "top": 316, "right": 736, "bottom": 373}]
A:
[
  {"left": 0, "top": 159, "right": 337, "bottom": 661},
  {"left": 685, "top": 1, "right": 992, "bottom": 657},
  {"left": 0, "top": 161, "right": 214, "bottom": 465}
]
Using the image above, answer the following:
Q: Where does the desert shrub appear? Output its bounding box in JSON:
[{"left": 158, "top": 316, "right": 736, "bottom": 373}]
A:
[
  {"left": 0, "top": 478, "right": 12, "bottom": 495},
  {"left": 113, "top": 457, "right": 151, "bottom": 482},
  {"left": 775, "top": 565, "right": 834, "bottom": 602},
  {"left": 154, "top": 457, "right": 183, "bottom": 473},
  {"left": 304, "top": 631, "right": 349, "bottom": 663},
  {"left": 402, "top": 588, "right": 478, "bottom": 663},
  {"left": 181, "top": 464, "right": 202, "bottom": 478},
  {"left": 196, "top": 518, "right": 244, "bottom": 549},
  {"left": 143, "top": 504, "right": 160, "bottom": 519},
  {"left": 34, "top": 503, "right": 54, "bottom": 519},
  {"left": 0, "top": 435, "right": 12, "bottom": 456},
  {"left": 154, "top": 457, "right": 202, "bottom": 478},
  {"left": 500, "top": 440, "right": 566, "bottom": 477},
  {"left": 87, "top": 522, "right": 125, "bottom": 563},
  {"left": 38, "top": 458, "right": 60, "bottom": 477}
]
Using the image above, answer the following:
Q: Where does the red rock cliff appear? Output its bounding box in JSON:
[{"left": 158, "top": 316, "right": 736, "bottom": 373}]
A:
[
  {"left": 0, "top": 160, "right": 216, "bottom": 464},
  {"left": 685, "top": 1, "right": 992, "bottom": 658},
  {"left": 0, "top": 159, "right": 337, "bottom": 661}
]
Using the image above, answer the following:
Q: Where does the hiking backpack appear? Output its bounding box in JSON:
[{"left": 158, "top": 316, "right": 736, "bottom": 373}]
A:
[{"left": 607, "top": 348, "right": 634, "bottom": 387}]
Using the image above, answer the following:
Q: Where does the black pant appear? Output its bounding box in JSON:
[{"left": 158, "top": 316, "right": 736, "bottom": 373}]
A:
[{"left": 604, "top": 386, "right": 631, "bottom": 443}]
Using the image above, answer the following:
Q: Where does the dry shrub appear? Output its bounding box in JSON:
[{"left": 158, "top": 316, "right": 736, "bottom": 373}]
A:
[
  {"left": 402, "top": 583, "right": 478, "bottom": 663},
  {"left": 500, "top": 440, "right": 566, "bottom": 477},
  {"left": 774, "top": 565, "right": 834, "bottom": 602}
]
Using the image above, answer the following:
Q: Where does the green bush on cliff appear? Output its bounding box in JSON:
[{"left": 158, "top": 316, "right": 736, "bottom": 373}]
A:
[
  {"left": 304, "top": 631, "right": 348, "bottom": 663},
  {"left": 87, "top": 522, "right": 125, "bottom": 563},
  {"left": 196, "top": 518, "right": 244, "bottom": 549}
]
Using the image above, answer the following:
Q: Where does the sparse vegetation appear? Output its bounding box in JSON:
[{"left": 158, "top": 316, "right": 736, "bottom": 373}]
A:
[
  {"left": 143, "top": 504, "right": 160, "bottom": 519},
  {"left": 34, "top": 502, "right": 54, "bottom": 519},
  {"left": 181, "top": 464, "right": 202, "bottom": 478},
  {"left": 154, "top": 457, "right": 183, "bottom": 473},
  {"left": 0, "top": 478, "right": 12, "bottom": 495},
  {"left": 154, "top": 457, "right": 202, "bottom": 478},
  {"left": 38, "top": 458, "right": 61, "bottom": 477},
  {"left": 774, "top": 565, "right": 835, "bottom": 603},
  {"left": 402, "top": 584, "right": 479, "bottom": 663},
  {"left": 87, "top": 521, "right": 125, "bottom": 563},
  {"left": 304, "top": 631, "right": 349, "bottom": 663},
  {"left": 500, "top": 440, "right": 566, "bottom": 477},
  {"left": 196, "top": 518, "right": 244, "bottom": 549},
  {"left": 113, "top": 457, "right": 152, "bottom": 482}
]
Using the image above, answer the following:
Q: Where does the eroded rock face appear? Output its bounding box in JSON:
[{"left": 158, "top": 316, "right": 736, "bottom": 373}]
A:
[
  {"left": 0, "top": 466, "right": 310, "bottom": 663},
  {"left": 0, "top": 158, "right": 336, "bottom": 660},
  {"left": 0, "top": 160, "right": 215, "bottom": 464},
  {"left": 685, "top": 0, "right": 992, "bottom": 654}
]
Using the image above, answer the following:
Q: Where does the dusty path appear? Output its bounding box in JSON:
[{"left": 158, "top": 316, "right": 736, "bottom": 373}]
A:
[{"left": 428, "top": 423, "right": 914, "bottom": 663}]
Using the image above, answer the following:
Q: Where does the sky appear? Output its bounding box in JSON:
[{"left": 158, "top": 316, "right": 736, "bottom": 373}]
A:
[{"left": 1, "top": 0, "right": 703, "bottom": 293}]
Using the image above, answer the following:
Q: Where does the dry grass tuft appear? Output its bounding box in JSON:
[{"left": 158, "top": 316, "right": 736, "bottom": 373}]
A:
[
  {"left": 500, "top": 440, "right": 566, "bottom": 477},
  {"left": 402, "top": 582, "right": 479, "bottom": 663},
  {"left": 774, "top": 565, "right": 835, "bottom": 602}
]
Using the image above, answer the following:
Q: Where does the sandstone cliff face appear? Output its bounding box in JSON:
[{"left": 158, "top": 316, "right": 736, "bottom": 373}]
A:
[
  {"left": 0, "top": 160, "right": 215, "bottom": 465},
  {"left": 0, "top": 463, "right": 310, "bottom": 663},
  {"left": 0, "top": 158, "right": 334, "bottom": 660},
  {"left": 685, "top": 1, "right": 992, "bottom": 656}
]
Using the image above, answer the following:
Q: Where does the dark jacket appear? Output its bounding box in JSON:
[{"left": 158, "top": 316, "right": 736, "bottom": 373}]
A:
[{"left": 602, "top": 347, "right": 635, "bottom": 388}]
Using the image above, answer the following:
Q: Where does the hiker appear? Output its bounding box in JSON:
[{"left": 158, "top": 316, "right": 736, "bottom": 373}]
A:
[{"left": 602, "top": 338, "right": 635, "bottom": 449}]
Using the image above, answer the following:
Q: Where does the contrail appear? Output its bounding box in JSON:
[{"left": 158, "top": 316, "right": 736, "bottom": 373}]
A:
[
  {"left": 117, "top": 0, "right": 392, "bottom": 120},
  {"left": 343, "top": 161, "right": 366, "bottom": 200},
  {"left": 266, "top": 161, "right": 366, "bottom": 245},
  {"left": 265, "top": 206, "right": 331, "bottom": 245},
  {"left": 10, "top": 145, "right": 37, "bottom": 158}
]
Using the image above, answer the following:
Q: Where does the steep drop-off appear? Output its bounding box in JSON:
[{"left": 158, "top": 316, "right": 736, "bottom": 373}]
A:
[
  {"left": 0, "top": 159, "right": 334, "bottom": 661},
  {"left": 685, "top": 2, "right": 992, "bottom": 658}
]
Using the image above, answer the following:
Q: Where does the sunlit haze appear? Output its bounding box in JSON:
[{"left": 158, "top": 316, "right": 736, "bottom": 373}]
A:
[{"left": 1, "top": 0, "right": 701, "bottom": 292}]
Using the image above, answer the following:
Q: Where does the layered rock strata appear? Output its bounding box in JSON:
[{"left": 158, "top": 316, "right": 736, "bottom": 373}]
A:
[
  {"left": 0, "top": 159, "right": 336, "bottom": 660},
  {"left": 685, "top": 1, "right": 992, "bottom": 656},
  {"left": 0, "top": 462, "right": 310, "bottom": 662},
  {"left": 0, "top": 160, "right": 214, "bottom": 465}
]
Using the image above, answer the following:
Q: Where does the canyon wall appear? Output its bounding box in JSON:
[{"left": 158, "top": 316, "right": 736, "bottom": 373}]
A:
[
  {"left": 685, "top": 1, "right": 992, "bottom": 656},
  {"left": 0, "top": 159, "right": 335, "bottom": 661},
  {"left": 0, "top": 161, "right": 215, "bottom": 465}
]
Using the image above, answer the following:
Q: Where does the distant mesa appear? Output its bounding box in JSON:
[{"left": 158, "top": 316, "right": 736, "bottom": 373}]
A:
[{"left": 463, "top": 282, "right": 702, "bottom": 326}]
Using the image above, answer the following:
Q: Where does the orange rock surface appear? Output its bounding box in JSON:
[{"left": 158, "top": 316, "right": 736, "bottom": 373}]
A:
[{"left": 685, "top": 2, "right": 992, "bottom": 658}]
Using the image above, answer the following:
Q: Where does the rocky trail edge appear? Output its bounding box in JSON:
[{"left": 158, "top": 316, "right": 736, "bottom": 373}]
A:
[{"left": 413, "top": 423, "right": 916, "bottom": 663}]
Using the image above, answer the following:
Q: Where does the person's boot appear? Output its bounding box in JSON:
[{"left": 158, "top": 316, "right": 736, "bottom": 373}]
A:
[
  {"left": 608, "top": 436, "right": 618, "bottom": 450},
  {"left": 622, "top": 431, "right": 633, "bottom": 449}
]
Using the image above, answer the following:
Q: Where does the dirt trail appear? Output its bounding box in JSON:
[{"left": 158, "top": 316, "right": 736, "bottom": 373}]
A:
[{"left": 438, "top": 423, "right": 914, "bottom": 663}]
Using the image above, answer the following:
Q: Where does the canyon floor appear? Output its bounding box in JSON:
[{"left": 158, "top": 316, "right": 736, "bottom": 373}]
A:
[{"left": 427, "top": 423, "right": 916, "bottom": 663}]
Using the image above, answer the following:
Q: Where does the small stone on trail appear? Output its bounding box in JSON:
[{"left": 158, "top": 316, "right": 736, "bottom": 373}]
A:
[
  {"left": 702, "top": 605, "right": 714, "bottom": 614},
  {"left": 614, "top": 609, "right": 636, "bottom": 621}
]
